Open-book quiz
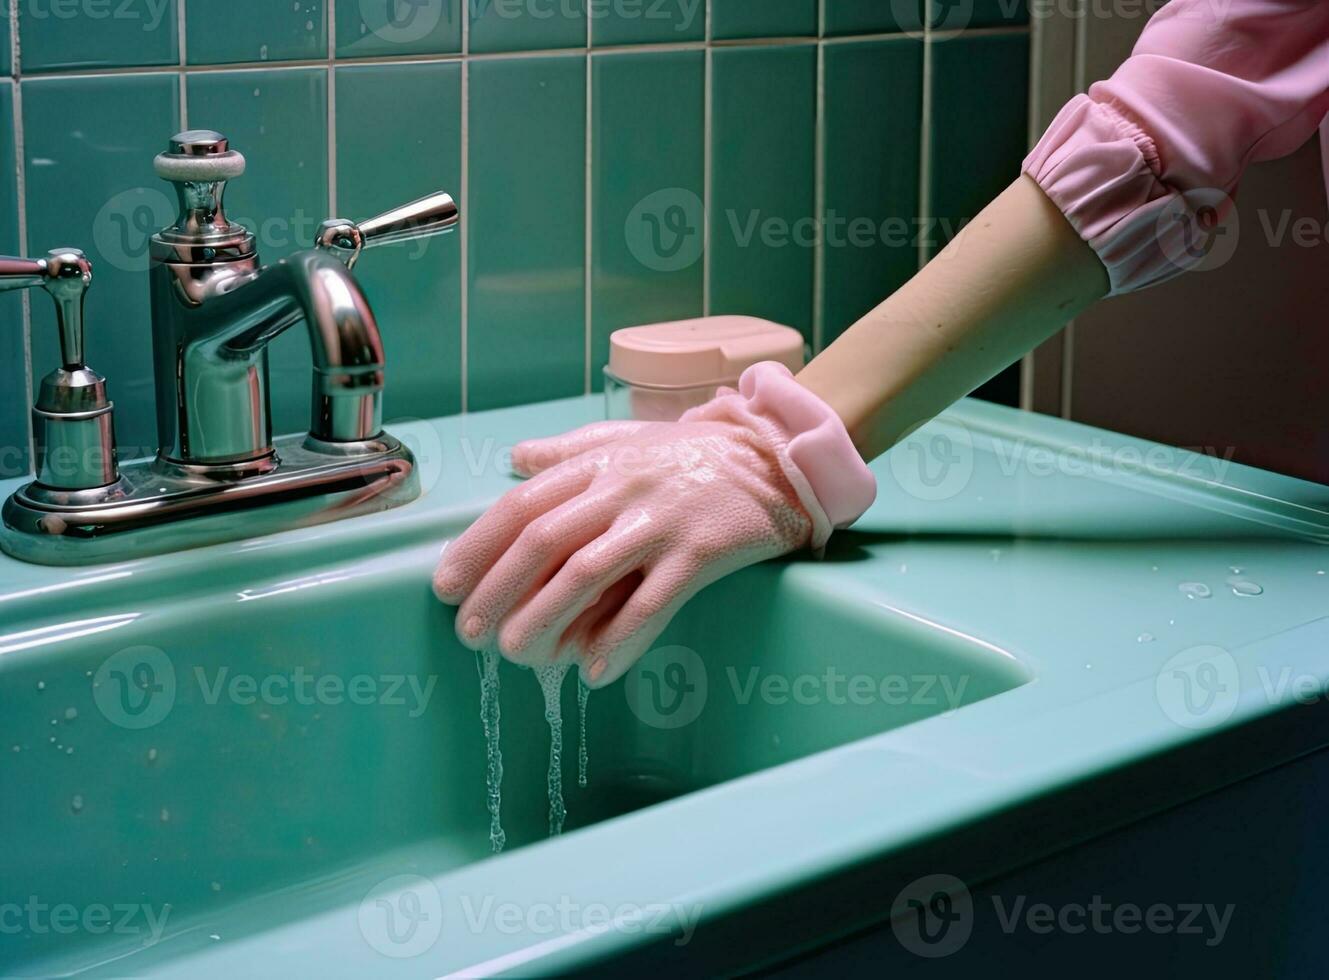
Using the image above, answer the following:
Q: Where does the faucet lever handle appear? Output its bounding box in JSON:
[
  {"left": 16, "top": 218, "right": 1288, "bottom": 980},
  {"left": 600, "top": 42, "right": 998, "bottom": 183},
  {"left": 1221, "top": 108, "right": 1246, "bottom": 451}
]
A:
[
  {"left": 0, "top": 249, "right": 93, "bottom": 369},
  {"left": 314, "top": 191, "right": 459, "bottom": 270}
]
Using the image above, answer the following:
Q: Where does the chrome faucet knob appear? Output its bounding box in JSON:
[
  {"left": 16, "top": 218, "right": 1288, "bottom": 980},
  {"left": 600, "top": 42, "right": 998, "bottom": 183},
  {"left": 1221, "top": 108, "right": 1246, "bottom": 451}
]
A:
[
  {"left": 152, "top": 130, "right": 254, "bottom": 262},
  {"left": 314, "top": 192, "right": 459, "bottom": 270},
  {"left": 0, "top": 249, "right": 119, "bottom": 491}
]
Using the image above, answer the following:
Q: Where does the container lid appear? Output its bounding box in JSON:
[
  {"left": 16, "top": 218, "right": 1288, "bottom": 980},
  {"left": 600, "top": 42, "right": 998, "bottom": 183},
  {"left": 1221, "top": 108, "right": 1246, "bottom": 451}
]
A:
[{"left": 607, "top": 316, "right": 805, "bottom": 389}]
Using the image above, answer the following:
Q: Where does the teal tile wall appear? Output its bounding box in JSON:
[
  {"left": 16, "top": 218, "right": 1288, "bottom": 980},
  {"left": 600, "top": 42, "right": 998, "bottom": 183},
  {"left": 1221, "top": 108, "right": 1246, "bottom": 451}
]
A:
[
  {"left": 712, "top": 0, "right": 817, "bottom": 39},
  {"left": 19, "top": 0, "right": 178, "bottom": 72},
  {"left": 0, "top": 6, "right": 1035, "bottom": 476},
  {"left": 711, "top": 44, "right": 817, "bottom": 345},
  {"left": 0, "top": 81, "right": 25, "bottom": 477},
  {"left": 187, "top": 68, "right": 329, "bottom": 438},
  {"left": 0, "top": 9, "right": 9, "bottom": 76},
  {"left": 187, "top": 0, "right": 328, "bottom": 65},
  {"left": 822, "top": 37, "right": 922, "bottom": 346},
  {"left": 929, "top": 32, "right": 1030, "bottom": 404},
  {"left": 592, "top": 50, "right": 704, "bottom": 392},
  {"left": 336, "top": 62, "right": 463, "bottom": 420},
  {"left": 22, "top": 74, "right": 179, "bottom": 460},
  {"left": 591, "top": 0, "right": 705, "bottom": 45},
  {"left": 468, "top": 55, "right": 586, "bottom": 410}
]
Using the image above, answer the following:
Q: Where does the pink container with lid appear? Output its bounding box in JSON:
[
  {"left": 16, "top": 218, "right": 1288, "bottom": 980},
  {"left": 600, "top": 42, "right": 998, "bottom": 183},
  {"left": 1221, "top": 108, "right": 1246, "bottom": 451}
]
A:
[{"left": 604, "top": 316, "right": 806, "bottom": 421}]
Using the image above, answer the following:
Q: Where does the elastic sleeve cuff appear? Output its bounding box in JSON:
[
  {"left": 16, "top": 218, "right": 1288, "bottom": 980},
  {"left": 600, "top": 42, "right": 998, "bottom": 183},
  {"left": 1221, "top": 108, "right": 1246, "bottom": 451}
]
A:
[
  {"left": 736, "top": 362, "right": 877, "bottom": 549},
  {"left": 1023, "top": 94, "right": 1213, "bottom": 296}
]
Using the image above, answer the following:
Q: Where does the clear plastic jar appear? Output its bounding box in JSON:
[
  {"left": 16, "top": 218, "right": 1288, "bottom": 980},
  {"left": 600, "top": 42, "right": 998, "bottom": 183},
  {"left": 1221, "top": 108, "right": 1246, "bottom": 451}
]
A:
[{"left": 604, "top": 368, "right": 730, "bottom": 422}]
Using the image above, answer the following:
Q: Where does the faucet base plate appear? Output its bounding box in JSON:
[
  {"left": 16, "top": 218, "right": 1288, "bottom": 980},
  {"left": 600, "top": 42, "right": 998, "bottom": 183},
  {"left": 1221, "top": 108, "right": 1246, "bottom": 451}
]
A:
[{"left": 0, "top": 432, "right": 420, "bottom": 566}]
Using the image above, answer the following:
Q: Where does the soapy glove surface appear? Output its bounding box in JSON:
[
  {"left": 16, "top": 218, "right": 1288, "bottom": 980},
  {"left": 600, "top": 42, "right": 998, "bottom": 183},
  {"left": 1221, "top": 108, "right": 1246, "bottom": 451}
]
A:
[{"left": 433, "top": 362, "right": 876, "bottom": 688}]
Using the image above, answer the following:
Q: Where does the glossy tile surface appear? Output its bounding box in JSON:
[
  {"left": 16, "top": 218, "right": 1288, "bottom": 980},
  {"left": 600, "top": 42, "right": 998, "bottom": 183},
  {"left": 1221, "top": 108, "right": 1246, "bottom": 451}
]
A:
[
  {"left": 822, "top": 38, "right": 922, "bottom": 347},
  {"left": 824, "top": 0, "right": 921, "bottom": 36},
  {"left": 938, "top": 0, "right": 1030, "bottom": 29},
  {"left": 591, "top": 50, "right": 704, "bottom": 390},
  {"left": 710, "top": 45, "right": 817, "bottom": 344},
  {"left": 187, "top": 69, "right": 329, "bottom": 437},
  {"left": 187, "top": 0, "right": 328, "bottom": 64},
  {"left": 591, "top": 0, "right": 705, "bottom": 45},
  {"left": 336, "top": 62, "right": 463, "bottom": 420},
  {"left": 470, "top": 0, "right": 584, "bottom": 53},
  {"left": 711, "top": 0, "right": 816, "bottom": 39},
  {"left": 336, "top": 0, "right": 462, "bottom": 58},
  {"left": 467, "top": 56, "right": 586, "bottom": 410},
  {"left": 18, "top": 0, "right": 179, "bottom": 72},
  {"left": 21, "top": 74, "right": 179, "bottom": 460},
  {"left": 0, "top": 10, "right": 9, "bottom": 76},
  {"left": 0, "top": 82, "right": 25, "bottom": 478},
  {"left": 929, "top": 33, "right": 1029, "bottom": 256},
  {"left": 930, "top": 31, "right": 1029, "bottom": 404}
]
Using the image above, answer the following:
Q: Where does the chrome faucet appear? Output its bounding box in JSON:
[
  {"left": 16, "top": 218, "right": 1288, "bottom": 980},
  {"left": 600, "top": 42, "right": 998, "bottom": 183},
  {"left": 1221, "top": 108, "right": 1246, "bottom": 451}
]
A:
[{"left": 0, "top": 129, "right": 458, "bottom": 565}]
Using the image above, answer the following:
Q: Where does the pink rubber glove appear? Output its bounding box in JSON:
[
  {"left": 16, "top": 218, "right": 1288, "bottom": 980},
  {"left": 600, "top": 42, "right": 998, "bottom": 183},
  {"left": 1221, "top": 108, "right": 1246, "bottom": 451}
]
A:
[{"left": 433, "top": 362, "right": 876, "bottom": 688}]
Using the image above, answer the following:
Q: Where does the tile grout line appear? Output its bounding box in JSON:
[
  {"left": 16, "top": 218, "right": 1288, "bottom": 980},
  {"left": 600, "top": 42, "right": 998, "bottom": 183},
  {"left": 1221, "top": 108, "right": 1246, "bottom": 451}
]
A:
[
  {"left": 811, "top": 0, "right": 825, "bottom": 355},
  {"left": 583, "top": 16, "right": 592, "bottom": 395},
  {"left": 459, "top": 2, "right": 469, "bottom": 414},
  {"left": 326, "top": 0, "right": 337, "bottom": 218},
  {"left": 701, "top": 0, "right": 712, "bottom": 318},
  {"left": 177, "top": 0, "right": 188, "bottom": 127},
  {"left": 10, "top": 0, "right": 33, "bottom": 473},
  {"left": 917, "top": 16, "right": 933, "bottom": 274},
  {"left": 8, "top": 26, "right": 1034, "bottom": 84},
  {"left": 1061, "top": 0, "right": 1091, "bottom": 421}
]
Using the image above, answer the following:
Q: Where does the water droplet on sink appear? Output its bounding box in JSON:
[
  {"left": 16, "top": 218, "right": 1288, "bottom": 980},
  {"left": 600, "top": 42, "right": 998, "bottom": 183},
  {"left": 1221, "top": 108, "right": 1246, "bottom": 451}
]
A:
[
  {"left": 989, "top": 549, "right": 1002, "bottom": 561},
  {"left": 209, "top": 934, "right": 221, "bottom": 941},
  {"left": 211, "top": 881, "right": 222, "bottom": 892},
  {"left": 1168, "top": 619, "right": 1176, "bottom": 626},
  {"left": 1084, "top": 663, "right": 1093, "bottom": 670},
  {"left": 1229, "top": 566, "right": 1244, "bottom": 575},
  {"left": 147, "top": 748, "right": 158, "bottom": 763},
  {"left": 64, "top": 707, "right": 77, "bottom": 721},
  {"left": 50, "top": 719, "right": 57, "bottom": 726},
  {"left": 1179, "top": 582, "right": 1212, "bottom": 599},
  {"left": 1227, "top": 577, "right": 1263, "bottom": 597},
  {"left": 12, "top": 745, "right": 20, "bottom": 753},
  {"left": 1137, "top": 633, "right": 1155, "bottom": 643},
  {"left": 84, "top": 670, "right": 92, "bottom": 678},
  {"left": 1150, "top": 565, "right": 1159, "bottom": 572},
  {"left": 1317, "top": 570, "right": 1325, "bottom": 576},
  {"left": 160, "top": 808, "right": 170, "bottom": 823},
  {"left": 65, "top": 746, "right": 74, "bottom": 755},
  {"left": 36, "top": 681, "right": 45, "bottom": 691},
  {"left": 70, "top": 795, "right": 83, "bottom": 813}
]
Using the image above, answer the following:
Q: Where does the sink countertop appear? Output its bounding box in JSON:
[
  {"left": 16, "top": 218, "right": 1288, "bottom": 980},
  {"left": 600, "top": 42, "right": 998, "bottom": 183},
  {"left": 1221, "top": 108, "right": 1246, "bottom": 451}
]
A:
[{"left": 3, "top": 396, "right": 1328, "bottom": 977}]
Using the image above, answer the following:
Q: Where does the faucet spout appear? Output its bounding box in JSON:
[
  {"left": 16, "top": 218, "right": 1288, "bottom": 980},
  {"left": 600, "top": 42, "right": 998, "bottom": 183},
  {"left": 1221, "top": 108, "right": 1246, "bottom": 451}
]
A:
[
  {"left": 150, "top": 249, "right": 386, "bottom": 466},
  {"left": 209, "top": 250, "right": 386, "bottom": 444}
]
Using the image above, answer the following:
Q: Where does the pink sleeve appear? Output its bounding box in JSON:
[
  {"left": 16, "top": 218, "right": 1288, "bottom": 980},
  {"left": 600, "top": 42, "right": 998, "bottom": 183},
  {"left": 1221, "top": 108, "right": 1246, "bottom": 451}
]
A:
[{"left": 1023, "top": 0, "right": 1329, "bottom": 296}]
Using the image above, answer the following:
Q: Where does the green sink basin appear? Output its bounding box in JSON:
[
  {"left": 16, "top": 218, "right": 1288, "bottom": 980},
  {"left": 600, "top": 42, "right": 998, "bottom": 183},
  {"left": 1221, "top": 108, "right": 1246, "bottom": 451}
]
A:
[{"left": 2, "top": 394, "right": 1326, "bottom": 977}]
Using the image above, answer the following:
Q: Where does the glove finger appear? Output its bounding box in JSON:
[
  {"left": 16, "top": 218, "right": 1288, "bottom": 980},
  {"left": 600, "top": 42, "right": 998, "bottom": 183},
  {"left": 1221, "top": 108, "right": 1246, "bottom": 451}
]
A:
[
  {"left": 495, "top": 514, "right": 655, "bottom": 662},
  {"left": 579, "top": 558, "right": 701, "bottom": 689},
  {"left": 455, "top": 487, "right": 621, "bottom": 650},
  {"left": 433, "top": 458, "right": 598, "bottom": 603},
  {"left": 512, "top": 421, "right": 650, "bottom": 477}
]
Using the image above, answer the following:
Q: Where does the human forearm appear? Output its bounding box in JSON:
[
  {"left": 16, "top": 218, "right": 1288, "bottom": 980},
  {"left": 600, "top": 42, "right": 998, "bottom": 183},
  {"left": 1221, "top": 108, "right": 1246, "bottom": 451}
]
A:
[{"left": 797, "top": 174, "right": 1109, "bottom": 461}]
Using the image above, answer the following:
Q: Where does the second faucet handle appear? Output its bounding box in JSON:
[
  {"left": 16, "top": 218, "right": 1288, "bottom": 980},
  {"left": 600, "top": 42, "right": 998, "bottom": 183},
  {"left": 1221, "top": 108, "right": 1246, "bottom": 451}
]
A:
[{"left": 314, "top": 192, "right": 459, "bottom": 270}]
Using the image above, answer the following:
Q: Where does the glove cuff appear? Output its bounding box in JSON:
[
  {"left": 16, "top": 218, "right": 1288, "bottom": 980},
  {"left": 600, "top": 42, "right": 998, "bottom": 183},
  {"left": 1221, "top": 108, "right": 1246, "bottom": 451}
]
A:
[{"left": 737, "top": 361, "right": 876, "bottom": 548}]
